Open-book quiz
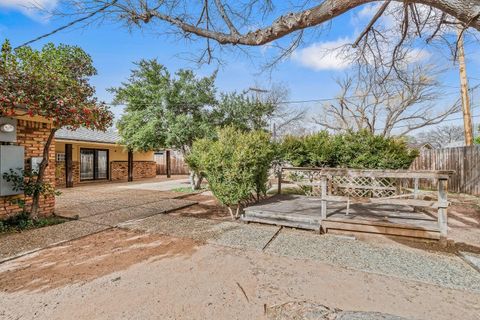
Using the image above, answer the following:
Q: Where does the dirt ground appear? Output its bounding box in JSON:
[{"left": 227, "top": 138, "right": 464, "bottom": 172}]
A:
[
  {"left": 1, "top": 185, "right": 480, "bottom": 320},
  {"left": 169, "top": 193, "right": 231, "bottom": 221},
  {"left": 445, "top": 194, "right": 480, "bottom": 251},
  {"left": 1, "top": 228, "right": 479, "bottom": 320}
]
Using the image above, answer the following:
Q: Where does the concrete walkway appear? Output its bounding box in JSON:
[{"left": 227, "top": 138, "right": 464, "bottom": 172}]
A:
[
  {"left": 117, "top": 178, "right": 192, "bottom": 191},
  {"left": 0, "top": 177, "right": 197, "bottom": 262}
]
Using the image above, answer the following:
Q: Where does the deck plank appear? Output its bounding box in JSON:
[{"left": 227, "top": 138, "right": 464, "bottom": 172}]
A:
[{"left": 244, "top": 195, "right": 441, "bottom": 239}]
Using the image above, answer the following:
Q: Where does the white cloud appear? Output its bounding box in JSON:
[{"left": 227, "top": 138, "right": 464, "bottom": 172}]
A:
[
  {"left": 406, "top": 48, "right": 432, "bottom": 63},
  {"left": 357, "top": 3, "right": 382, "bottom": 19},
  {"left": 0, "top": 0, "right": 58, "bottom": 21},
  {"left": 291, "top": 38, "right": 352, "bottom": 71}
]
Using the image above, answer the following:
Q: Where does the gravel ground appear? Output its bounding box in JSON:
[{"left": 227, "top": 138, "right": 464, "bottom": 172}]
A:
[
  {"left": 56, "top": 191, "right": 186, "bottom": 218},
  {"left": 118, "top": 214, "right": 237, "bottom": 242},
  {"left": 265, "top": 229, "right": 480, "bottom": 292},
  {"left": 120, "top": 212, "right": 281, "bottom": 250},
  {"left": 267, "top": 301, "right": 410, "bottom": 320},
  {"left": 119, "top": 211, "right": 480, "bottom": 293},
  {"left": 460, "top": 251, "right": 480, "bottom": 272},
  {"left": 0, "top": 220, "right": 110, "bottom": 262},
  {"left": 210, "top": 223, "right": 281, "bottom": 251},
  {"left": 81, "top": 199, "right": 197, "bottom": 226}
]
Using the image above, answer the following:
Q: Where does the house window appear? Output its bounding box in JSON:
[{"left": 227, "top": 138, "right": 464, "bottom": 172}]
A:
[{"left": 56, "top": 153, "right": 65, "bottom": 162}]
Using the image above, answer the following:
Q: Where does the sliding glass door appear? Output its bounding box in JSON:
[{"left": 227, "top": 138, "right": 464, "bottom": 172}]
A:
[
  {"left": 97, "top": 150, "right": 108, "bottom": 179},
  {"left": 80, "top": 150, "right": 94, "bottom": 180},
  {"left": 80, "top": 149, "right": 109, "bottom": 181}
]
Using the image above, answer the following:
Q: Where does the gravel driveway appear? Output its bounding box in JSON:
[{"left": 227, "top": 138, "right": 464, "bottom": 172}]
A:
[{"left": 0, "top": 177, "right": 196, "bottom": 262}]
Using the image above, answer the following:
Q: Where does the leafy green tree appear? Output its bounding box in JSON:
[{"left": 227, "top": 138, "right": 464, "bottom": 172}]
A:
[
  {"left": 212, "top": 92, "right": 276, "bottom": 131},
  {"left": 190, "top": 127, "right": 274, "bottom": 219},
  {"left": 0, "top": 40, "right": 112, "bottom": 218},
  {"left": 111, "top": 59, "right": 217, "bottom": 189}
]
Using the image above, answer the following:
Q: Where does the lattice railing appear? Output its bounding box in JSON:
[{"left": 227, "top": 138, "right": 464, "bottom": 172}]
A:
[
  {"left": 277, "top": 167, "right": 454, "bottom": 237},
  {"left": 331, "top": 176, "right": 397, "bottom": 198},
  {"left": 283, "top": 169, "right": 398, "bottom": 198}
]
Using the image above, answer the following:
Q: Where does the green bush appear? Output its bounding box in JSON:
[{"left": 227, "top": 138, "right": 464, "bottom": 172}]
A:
[
  {"left": 0, "top": 211, "right": 65, "bottom": 234},
  {"left": 280, "top": 130, "right": 418, "bottom": 169},
  {"left": 190, "top": 127, "right": 275, "bottom": 219}
]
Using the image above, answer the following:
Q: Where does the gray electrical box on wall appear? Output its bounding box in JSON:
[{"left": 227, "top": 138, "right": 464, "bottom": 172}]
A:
[
  {"left": 0, "top": 145, "right": 25, "bottom": 196},
  {"left": 0, "top": 118, "right": 17, "bottom": 143}
]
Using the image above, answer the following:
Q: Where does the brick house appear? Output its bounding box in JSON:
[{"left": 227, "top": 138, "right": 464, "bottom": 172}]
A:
[
  {"left": 0, "top": 115, "right": 56, "bottom": 219},
  {"left": 54, "top": 127, "right": 156, "bottom": 188}
]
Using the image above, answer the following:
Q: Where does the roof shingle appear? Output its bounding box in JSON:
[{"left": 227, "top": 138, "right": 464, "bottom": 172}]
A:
[{"left": 55, "top": 127, "right": 121, "bottom": 144}]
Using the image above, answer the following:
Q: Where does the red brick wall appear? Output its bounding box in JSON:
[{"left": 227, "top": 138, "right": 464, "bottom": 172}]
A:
[
  {"left": 110, "top": 161, "right": 157, "bottom": 181},
  {"left": 0, "top": 119, "right": 56, "bottom": 219},
  {"left": 55, "top": 161, "right": 79, "bottom": 188}
]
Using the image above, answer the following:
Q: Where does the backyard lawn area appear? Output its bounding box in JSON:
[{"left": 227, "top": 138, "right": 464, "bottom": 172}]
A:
[{"left": 0, "top": 178, "right": 479, "bottom": 320}]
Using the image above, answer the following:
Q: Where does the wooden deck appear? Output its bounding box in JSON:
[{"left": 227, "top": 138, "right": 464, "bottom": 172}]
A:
[{"left": 242, "top": 195, "right": 441, "bottom": 240}]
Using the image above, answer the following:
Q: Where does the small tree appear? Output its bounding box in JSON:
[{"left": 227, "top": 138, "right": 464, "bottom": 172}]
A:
[
  {"left": 190, "top": 127, "right": 274, "bottom": 219},
  {"left": 112, "top": 59, "right": 217, "bottom": 190},
  {"left": 0, "top": 40, "right": 113, "bottom": 218},
  {"left": 212, "top": 92, "right": 276, "bottom": 131}
]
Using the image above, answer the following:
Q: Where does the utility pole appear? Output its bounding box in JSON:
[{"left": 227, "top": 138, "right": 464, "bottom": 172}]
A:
[
  {"left": 457, "top": 28, "right": 474, "bottom": 146},
  {"left": 247, "top": 86, "right": 270, "bottom": 131}
]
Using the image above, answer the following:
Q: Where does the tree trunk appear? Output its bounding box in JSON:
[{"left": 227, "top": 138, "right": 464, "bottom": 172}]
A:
[
  {"left": 235, "top": 205, "right": 241, "bottom": 219},
  {"left": 227, "top": 207, "right": 234, "bottom": 220},
  {"left": 31, "top": 128, "right": 57, "bottom": 219},
  {"left": 189, "top": 170, "right": 203, "bottom": 190}
]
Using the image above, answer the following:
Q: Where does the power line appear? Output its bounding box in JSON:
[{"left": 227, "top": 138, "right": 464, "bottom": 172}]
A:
[
  {"left": 105, "top": 86, "right": 479, "bottom": 108},
  {"left": 15, "top": 1, "right": 118, "bottom": 49},
  {"left": 392, "top": 113, "right": 480, "bottom": 129}
]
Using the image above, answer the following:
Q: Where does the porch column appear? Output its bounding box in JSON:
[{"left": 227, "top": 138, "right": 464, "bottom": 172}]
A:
[
  {"left": 65, "top": 144, "right": 73, "bottom": 188},
  {"left": 166, "top": 150, "right": 171, "bottom": 178},
  {"left": 128, "top": 149, "right": 133, "bottom": 182}
]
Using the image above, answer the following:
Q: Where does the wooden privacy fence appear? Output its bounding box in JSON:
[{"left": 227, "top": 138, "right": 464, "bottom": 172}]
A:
[
  {"left": 409, "top": 146, "right": 480, "bottom": 196},
  {"left": 154, "top": 150, "right": 189, "bottom": 175}
]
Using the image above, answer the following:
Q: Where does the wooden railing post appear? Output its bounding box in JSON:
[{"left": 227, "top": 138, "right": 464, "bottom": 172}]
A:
[
  {"left": 320, "top": 175, "right": 327, "bottom": 220},
  {"left": 438, "top": 178, "right": 448, "bottom": 238},
  {"left": 277, "top": 168, "right": 282, "bottom": 195},
  {"left": 413, "top": 178, "right": 419, "bottom": 199}
]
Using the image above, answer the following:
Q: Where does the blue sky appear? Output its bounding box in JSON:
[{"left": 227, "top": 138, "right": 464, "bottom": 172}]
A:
[{"left": 1, "top": 1, "right": 479, "bottom": 131}]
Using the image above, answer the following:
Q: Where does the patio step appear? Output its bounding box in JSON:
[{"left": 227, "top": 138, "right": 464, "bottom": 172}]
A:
[
  {"left": 322, "top": 218, "right": 441, "bottom": 240},
  {"left": 241, "top": 210, "right": 321, "bottom": 231}
]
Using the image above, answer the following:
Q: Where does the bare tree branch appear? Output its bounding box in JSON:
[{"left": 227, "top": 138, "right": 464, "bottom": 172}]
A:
[
  {"left": 353, "top": 1, "right": 391, "bottom": 48},
  {"left": 313, "top": 60, "right": 460, "bottom": 137}
]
